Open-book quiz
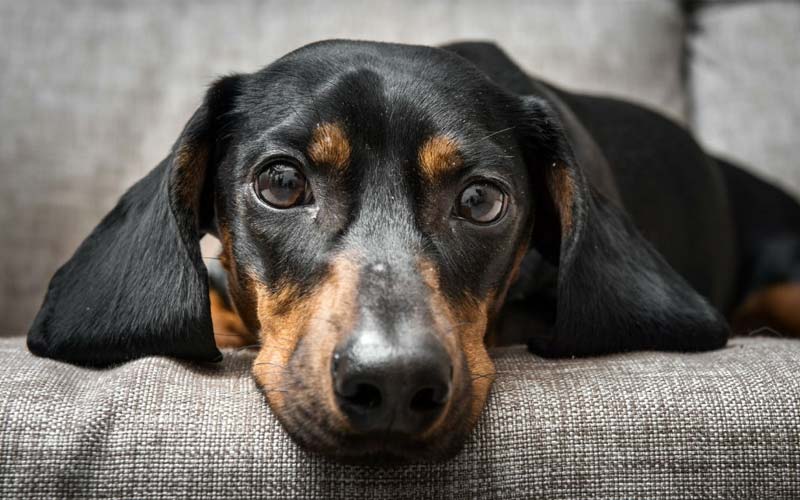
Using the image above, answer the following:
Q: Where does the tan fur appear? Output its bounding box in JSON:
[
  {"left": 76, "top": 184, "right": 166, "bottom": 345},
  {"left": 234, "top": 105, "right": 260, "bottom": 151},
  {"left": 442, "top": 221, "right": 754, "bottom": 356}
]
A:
[
  {"left": 418, "top": 259, "right": 495, "bottom": 434},
  {"left": 216, "top": 222, "right": 261, "bottom": 333},
  {"left": 172, "top": 143, "right": 209, "bottom": 212},
  {"left": 252, "top": 257, "right": 360, "bottom": 431},
  {"left": 549, "top": 162, "right": 576, "bottom": 235},
  {"left": 307, "top": 122, "right": 351, "bottom": 170},
  {"left": 210, "top": 288, "right": 257, "bottom": 348},
  {"left": 418, "top": 135, "right": 462, "bottom": 181},
  {"left": 732, "top": 283, "right": 800, "bottom": 338}
]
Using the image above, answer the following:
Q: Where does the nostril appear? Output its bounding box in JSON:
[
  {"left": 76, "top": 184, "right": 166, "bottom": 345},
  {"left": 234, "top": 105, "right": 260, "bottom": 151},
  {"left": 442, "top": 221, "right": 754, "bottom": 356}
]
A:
[
  {"left": 331, "top": 339, "right": 452, "bottom": 434},
  {"left": 409, "top": 385, "right": 449, "bottom": 413},
  {"left": 340, "top": 382, "right": 382, "bottom": 411}
]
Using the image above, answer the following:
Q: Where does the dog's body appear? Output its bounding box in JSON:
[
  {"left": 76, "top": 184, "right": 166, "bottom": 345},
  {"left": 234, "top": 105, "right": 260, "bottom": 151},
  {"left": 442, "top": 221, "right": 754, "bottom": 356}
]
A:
[{"left": 27, "top": 40, "right": 800, "bottom": 461}]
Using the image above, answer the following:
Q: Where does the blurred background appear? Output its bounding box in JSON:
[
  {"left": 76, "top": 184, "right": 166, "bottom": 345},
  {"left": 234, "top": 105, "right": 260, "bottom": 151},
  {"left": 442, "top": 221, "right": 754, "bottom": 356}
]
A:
[{"left": 0, "top": 0, "right": 798, "bottom": 336}]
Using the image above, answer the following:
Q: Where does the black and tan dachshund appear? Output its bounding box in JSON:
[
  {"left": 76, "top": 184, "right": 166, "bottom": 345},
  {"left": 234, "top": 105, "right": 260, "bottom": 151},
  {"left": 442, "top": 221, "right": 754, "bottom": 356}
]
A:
[{"left": 27, "top": 41, "right": 800, "bottom": 461}]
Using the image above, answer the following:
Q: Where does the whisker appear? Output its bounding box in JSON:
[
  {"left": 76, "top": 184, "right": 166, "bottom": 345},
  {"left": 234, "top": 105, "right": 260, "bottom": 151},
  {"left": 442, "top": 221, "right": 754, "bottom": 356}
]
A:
[
  {"left": 252, "top": 369, "right": 288, "bottom": 376},
  {"left": 260, "top": 343, "right": 293, "bottom": 352},
  {"left": 213, "top": 332, "right": 254, "bottom": 337},
  {"left": 260, "top": 388, "right": 289, "bottom": 395},
  {"left": 478, "top": 126, "right": 515, "bottom": 142},
  {"left": 257, "top": 381, "right": 295, "bottom": 394},
  {"left": 251, "top": 366, "right": 287, "bottom": 375},
  {"left": 258, "top": 379, "right": 291, "bottom": 387},
  {"left": 489, "top": 387, "right": 526, "bottom": 396}
]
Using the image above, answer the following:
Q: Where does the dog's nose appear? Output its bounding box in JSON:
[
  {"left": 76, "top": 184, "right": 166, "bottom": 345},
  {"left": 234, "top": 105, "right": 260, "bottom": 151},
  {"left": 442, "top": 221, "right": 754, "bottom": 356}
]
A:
[{"left": 332, "top": 329, "right": 452, "bottom": 435}]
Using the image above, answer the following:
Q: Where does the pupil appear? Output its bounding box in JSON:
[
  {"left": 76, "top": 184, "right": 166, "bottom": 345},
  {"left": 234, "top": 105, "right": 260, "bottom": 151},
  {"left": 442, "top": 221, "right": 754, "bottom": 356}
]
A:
[
  {"left": 459, "top": 183, "right": 503, "bottom": 222},
  {"left": 259, "top": 165, "right": 305, "bottom": 207}
]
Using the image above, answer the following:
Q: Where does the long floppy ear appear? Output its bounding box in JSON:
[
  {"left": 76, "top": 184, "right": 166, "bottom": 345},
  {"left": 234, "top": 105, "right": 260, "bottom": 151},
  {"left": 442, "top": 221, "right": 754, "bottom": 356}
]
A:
[
  {"left": 27, "top": 76, "right": 242, "bottom": 366},
  {"left": 515, "top": 96, "right": 729, "bottom": 357}
]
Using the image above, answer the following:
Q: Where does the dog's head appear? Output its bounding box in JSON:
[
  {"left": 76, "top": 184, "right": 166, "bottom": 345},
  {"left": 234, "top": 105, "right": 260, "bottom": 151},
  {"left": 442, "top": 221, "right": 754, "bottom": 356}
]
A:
[{"left": 29, "top": 40, "right": 726, "bottom": 461}]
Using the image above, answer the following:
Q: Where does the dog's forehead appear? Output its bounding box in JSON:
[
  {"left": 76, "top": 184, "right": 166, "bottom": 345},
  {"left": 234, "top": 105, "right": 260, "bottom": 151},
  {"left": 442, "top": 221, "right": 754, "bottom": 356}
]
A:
[
  {"left": 233, "top": 43, "right": 514, "bottom": 184},
  {"left": 242, "top": 41, "right": 503, "bottom": 139},
  {"left": 267, "top": 40, "right": 490, "bottom": 93}
]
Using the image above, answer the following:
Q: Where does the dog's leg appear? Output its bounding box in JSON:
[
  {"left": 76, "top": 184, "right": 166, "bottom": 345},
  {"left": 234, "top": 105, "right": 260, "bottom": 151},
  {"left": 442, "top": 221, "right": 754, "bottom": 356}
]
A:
[
  {"left": 718, "top": 158, "right": 800, "bottom": 338},
  {"left": 733, "top": 283, "right": 800, "bottom": 338}
]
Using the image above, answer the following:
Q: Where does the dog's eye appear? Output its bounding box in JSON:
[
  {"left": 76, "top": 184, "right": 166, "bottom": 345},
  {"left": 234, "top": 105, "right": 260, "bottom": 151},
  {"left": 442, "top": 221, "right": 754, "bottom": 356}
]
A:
[
  {"left": 255, "top": 162, "right": 312, "bottom": 208},
  {"left": 455, "top": 182, "right": 506, "bottom": 224}
]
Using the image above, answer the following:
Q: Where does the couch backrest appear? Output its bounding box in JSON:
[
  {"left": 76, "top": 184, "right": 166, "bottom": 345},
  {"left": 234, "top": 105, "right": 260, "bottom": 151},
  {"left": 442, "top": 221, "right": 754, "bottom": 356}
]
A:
[{"left": 0, "top": 0, "right": 797, "bottom": 335}]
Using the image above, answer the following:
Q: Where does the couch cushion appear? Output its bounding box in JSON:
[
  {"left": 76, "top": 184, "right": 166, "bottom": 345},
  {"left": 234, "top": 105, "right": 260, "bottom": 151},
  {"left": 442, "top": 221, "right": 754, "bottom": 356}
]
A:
[
  {"left": 0, "top": 0, "right": 688, "bottom": 336},
  {"left": 689, "top": 1, "right": 800, "bottom": 197},
  {"left": 1, "top": 336, "right": 798, "bottom": 499}
]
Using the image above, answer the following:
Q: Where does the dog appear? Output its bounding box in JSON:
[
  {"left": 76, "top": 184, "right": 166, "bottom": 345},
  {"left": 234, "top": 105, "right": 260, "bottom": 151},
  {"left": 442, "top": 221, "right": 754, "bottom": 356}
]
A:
[{"left": 27, "top": 40, "right": 800, "bottom": 462}]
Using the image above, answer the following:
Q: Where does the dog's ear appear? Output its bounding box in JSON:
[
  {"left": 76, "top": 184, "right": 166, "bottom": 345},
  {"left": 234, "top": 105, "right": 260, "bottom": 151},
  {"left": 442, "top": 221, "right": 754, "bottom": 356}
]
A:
[
  {"left": 514, "top": 96, "right": 729, "bottom": 357},
  {"left": 27, "top": 76, "right": 242, "bottom": 366}
]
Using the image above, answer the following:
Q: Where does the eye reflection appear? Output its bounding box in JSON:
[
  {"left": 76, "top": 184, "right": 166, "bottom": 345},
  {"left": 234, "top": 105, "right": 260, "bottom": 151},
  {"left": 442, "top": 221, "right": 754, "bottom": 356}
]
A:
[
  {"left": 455, "top": 182, "right": 506, "bottom": 223},
  {"left": 255, "top": 162, "right": 312, "bottom": 208}
]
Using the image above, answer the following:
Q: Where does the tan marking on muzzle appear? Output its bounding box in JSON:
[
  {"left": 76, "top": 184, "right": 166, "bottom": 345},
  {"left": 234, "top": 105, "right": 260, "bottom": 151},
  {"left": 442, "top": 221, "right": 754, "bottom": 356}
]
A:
[
  {"left": 308, "top": 122, "right": 351, "bottom": 170},
  {"left": 418, "top": 135, "right": 463, "bottom": 181},
  {"left": 252, "top": 257, "right": 360, "bottom": 431},
  {"left": 418, "top": 260, "right": 495, "bottom": 435}
]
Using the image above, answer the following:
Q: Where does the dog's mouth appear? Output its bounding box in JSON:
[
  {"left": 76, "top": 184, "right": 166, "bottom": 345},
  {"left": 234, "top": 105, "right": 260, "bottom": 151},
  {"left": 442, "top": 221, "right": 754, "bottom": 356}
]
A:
[
  {"left": 252, "top": 333, "right": 491, "bottom": 463},
  {"left": 243, "top": 252, "right": 498, "bottom": 462},
  {"left": 267, "top": 386, "right": 478, "bottom": 463},
  {"left": 281, "top": 421, "right": 474, "bottom": 464}
]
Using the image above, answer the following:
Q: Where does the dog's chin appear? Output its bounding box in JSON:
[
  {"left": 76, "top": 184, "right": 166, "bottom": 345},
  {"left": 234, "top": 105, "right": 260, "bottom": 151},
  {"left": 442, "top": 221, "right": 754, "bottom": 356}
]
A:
[
  {"left": 272, "top": 402, "right": 474, "bottom": 464},
  {"left": 256, "top": 337, "right": 484, "bottom": 463},
  {"left": 289, "top": 425, "right": 471, "bottom": 464}
]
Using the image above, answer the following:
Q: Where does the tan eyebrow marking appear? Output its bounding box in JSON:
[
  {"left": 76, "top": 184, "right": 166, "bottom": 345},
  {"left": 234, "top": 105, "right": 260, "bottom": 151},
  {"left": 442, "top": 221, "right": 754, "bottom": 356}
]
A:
[
  {"left": 307, "top": 122, "right": 351, "bottom": 170},
  {"left": 418, "top": 135, "right": 463, "bottom": 181}
]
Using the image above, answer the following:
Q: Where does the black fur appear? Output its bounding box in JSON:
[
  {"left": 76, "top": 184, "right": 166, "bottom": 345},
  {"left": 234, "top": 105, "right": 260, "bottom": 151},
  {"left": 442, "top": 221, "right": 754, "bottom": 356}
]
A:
[
  {"left": 27, "top": 40, "right": 800, "bottom": 367},
  {"left": 27, "top": 76, "right": 242, "bottom": 366},
  {"left": 500, "top": 94, "right": 727, "bottom": 356},
  {"left": 717, "top": 157, "right": 800, "bottom": 304}
]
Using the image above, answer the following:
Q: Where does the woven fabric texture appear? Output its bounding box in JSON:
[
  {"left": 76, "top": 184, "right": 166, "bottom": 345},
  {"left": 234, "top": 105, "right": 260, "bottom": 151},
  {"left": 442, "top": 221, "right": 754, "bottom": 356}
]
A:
[{"left": 1, "top": 336, "right": 798, "bottom": 499}]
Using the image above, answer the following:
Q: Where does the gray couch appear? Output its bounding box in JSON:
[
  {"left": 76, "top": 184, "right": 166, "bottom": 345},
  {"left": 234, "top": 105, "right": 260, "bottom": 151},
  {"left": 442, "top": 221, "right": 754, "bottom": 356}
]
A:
[
  {"left": 1, "top": 1, "right": 799, "bottom": 498},
  {"left": 1, "top": 337, "right": 798, "bottom": 499}
]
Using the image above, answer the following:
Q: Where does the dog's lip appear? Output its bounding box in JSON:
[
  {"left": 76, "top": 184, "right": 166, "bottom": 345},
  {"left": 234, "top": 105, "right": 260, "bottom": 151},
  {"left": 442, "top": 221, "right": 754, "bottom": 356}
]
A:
[
  {"left": 311, "top": 432, "right": 464, "bottom": 463},
  {"left": 275, "top": 352, "right": 475, "bottom": 462},
  {"left": 285, "top": 405, "right": 465, "bottom": 462}
]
